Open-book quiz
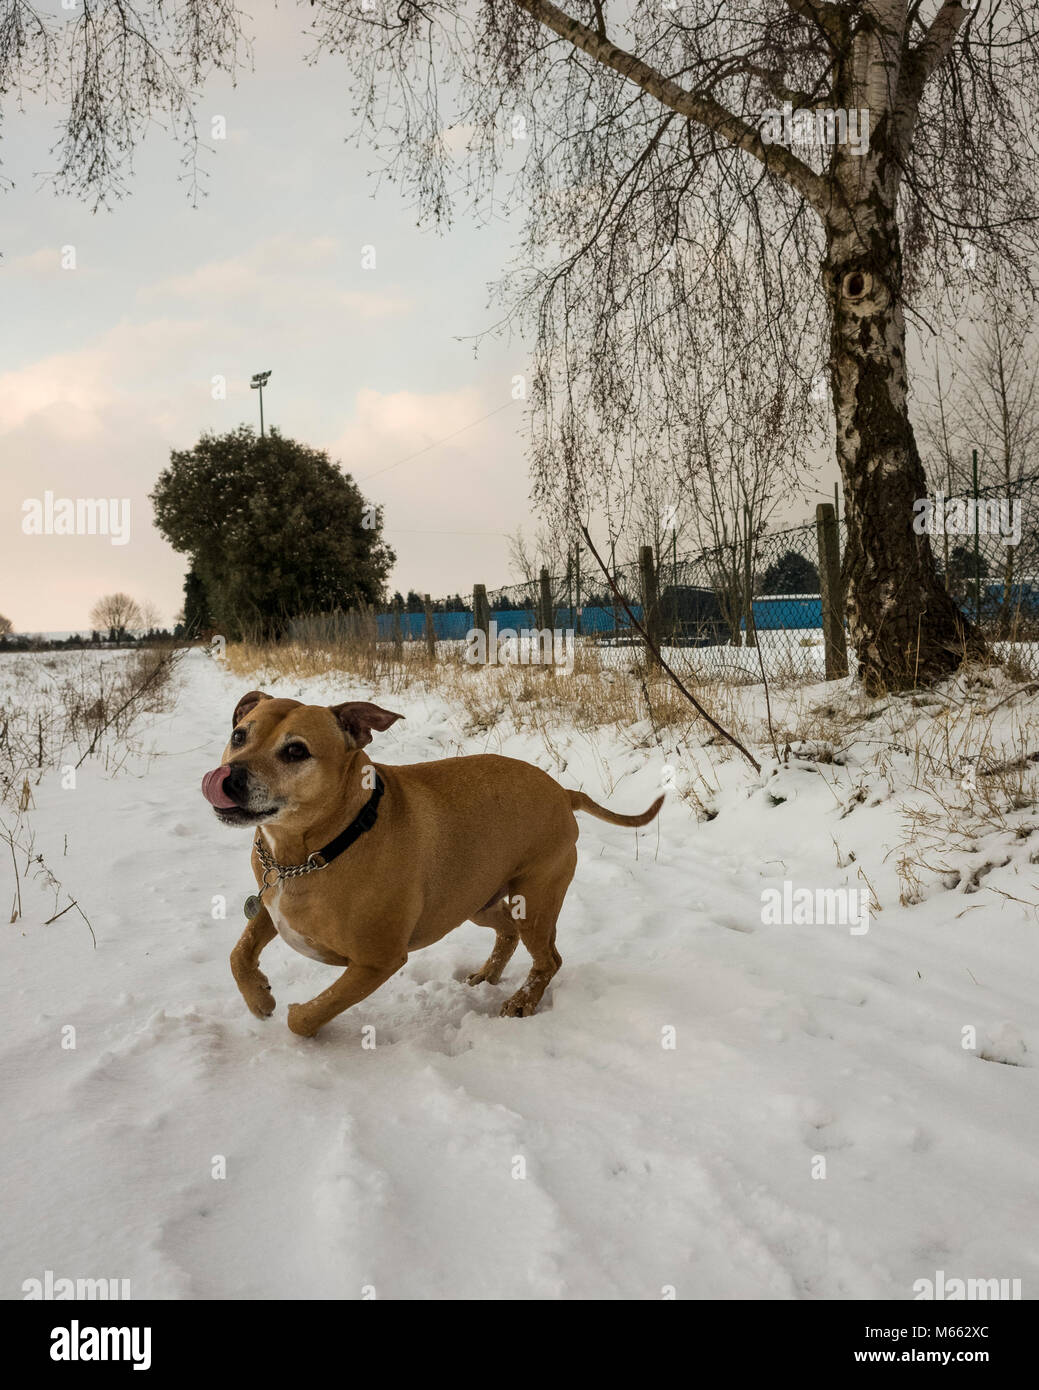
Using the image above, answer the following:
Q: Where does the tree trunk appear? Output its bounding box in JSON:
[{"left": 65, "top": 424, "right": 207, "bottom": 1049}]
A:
[{"left": 823, "top": 212, "right": 983, "bottom": 694}]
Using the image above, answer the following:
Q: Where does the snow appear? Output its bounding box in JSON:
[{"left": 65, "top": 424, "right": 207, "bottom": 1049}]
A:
[{"left": 1, "top": 647, "right": 1037, "bottom": 1300}]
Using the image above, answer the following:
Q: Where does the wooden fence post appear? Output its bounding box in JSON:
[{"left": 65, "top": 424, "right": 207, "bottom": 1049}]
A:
[
  {"left": 473, "top": 584, "right": 490, "bottom": 652},
  {"left": 423, "top": 594, "right": 436, "bottom": 659},
  {"left": 574, "top": 544, "right": 582, "bottom": 636},
  {"left": 639, "top": 544, "right": 662, "bottom": 665},
  {"left": 815, "top": 502, "right": 848, "bottom": 679},
  {"left": 538, "top": 567, "right": 554, "bottom": 632},
  {"left": 391, "top": 596, "right": 404, "bottom": 654}
]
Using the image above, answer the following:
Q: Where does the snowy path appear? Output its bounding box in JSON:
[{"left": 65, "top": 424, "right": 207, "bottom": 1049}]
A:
[{"left": 2, "top": 650, "right": 1037, "bottom": 1299}]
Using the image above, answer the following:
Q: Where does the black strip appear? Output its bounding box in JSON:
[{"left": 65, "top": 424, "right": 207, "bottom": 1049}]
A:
[{"left": 313, "top": 773, "right": 384, "bottom": 867}]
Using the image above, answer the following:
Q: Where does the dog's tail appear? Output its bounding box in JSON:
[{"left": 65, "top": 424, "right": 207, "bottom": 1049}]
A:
[{"left": 568, "top": 790, "right": 665, "bottom": 828}]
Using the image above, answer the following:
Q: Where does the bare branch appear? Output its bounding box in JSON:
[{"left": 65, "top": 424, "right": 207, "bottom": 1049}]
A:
[
  {"left": 511, "top": 0, "right": 829, "bottom": 214},
  {"left": 913, "top": 0, "right": 969, "bottom": 83}
]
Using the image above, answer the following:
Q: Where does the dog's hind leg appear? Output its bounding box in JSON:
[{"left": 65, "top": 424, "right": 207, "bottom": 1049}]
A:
[
  {"left": 466, "top": 898, "right": 520, "bottom": 987},
  {"left": 230, "top": 906, "right": 278, "bottom": 1019},
  {"left": 500, "top": 849, "right": 576, "bottom": 1018}
]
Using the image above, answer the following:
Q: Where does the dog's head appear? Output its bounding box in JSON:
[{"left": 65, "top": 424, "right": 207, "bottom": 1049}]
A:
[{"left": 201, "top": 690, "right": 403, "bottom": 828}]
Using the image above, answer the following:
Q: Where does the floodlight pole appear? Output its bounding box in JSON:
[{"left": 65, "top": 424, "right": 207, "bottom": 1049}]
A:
[{"left": 250, "top": 370, "right": 272, "bottom": 438}]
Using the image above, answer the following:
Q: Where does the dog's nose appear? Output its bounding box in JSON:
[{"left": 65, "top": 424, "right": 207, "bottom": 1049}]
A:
[{"left": 224, "top": 763, "right": 250, "bottom": 803}]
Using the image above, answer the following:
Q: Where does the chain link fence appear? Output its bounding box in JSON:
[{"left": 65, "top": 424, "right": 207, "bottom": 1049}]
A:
[{"left": 295, "top": 471, "right": 1039, "bottom": 684}]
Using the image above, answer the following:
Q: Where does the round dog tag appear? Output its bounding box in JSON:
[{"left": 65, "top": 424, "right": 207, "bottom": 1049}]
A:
[{"left": 243, "top": 894, "right": 263, "bottom": 919}]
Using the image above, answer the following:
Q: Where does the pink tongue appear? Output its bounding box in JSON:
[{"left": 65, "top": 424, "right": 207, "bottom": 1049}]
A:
[{"left": 202, "top": 765, "right": 238, "bottom": 809}]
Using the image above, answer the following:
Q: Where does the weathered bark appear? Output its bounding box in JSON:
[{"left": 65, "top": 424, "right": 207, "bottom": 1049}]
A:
[
  {"left": 818, "top": 1, "right": 985, "bottom": 692},
  {"left": 823, "top": 211, "right": 983, "bottom": 692}
]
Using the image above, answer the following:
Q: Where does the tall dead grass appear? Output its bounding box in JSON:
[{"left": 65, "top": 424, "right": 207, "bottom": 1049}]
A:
[
  {"left": 0, "top": 644, "right": 183, "bottom": 934},
  {"left": 0, "top": 645, "right": 182, "bottom": 807},
  {"left": 223, "top": 631, "right": 762, "bottom": 748}
]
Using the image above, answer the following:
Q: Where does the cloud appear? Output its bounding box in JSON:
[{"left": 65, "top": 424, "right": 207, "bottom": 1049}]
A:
[
  {"left": 138, "top": 234, "right": 412, "bottom": 319},
  {"left": 7, "top": 247, "right": 70, "bottom": 277},
  {"left": 0, "top": 319, "right": 211, "bottom": 438}
]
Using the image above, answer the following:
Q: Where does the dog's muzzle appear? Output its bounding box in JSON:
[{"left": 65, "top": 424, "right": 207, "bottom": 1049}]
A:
[{"left": 202, "top": 763, "right": 280, "bottom": 825}]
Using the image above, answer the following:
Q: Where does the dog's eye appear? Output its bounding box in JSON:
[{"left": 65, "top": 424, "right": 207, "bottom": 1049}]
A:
[
  {"left": 280, "top": 742, "right": 311, "bottom": 762},
  {"left": 230, "top": 728, "right": 247, "bottom": 747}
]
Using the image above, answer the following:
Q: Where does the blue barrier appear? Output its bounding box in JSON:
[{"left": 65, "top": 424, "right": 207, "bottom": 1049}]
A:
[
  {"left": 746, "top": 596, "right": 824, "bottom": 631},
  {"left": 958, "top": 579, "right": 1039, "bottom": 620},
  {"left": 375, "top": 605, "right": 645, "bottom": 641}
]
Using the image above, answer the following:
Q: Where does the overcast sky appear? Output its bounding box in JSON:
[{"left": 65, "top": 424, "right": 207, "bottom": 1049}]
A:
[{"left": 1, "top": 2, "right": 546, "bottom": 633}]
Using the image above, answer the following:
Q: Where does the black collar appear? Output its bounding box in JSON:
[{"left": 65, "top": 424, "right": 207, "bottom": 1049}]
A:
[
  {"left": 253, "top": 773, "right": 385, "bottom": 884},
  {"left": 312, "top": 772, "right": 385, "bottom": 868}
]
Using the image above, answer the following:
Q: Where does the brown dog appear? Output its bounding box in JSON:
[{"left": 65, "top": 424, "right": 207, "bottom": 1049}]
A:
[{"left": 202, "top": 691, "right": 664, "bottom": 1037}]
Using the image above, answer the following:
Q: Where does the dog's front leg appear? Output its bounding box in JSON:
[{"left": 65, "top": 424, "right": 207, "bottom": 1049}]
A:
[
  {"left": 230, "top": 907, "right": 278, "bottom": 1019},
  {"left": 287, "top": 956, "right": 405, "bottom": 1038}
]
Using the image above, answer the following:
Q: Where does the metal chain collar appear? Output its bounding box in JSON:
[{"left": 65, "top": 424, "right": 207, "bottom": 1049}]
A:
[{"left": 252, "top": 834, "right": 329, "bottom": 896}]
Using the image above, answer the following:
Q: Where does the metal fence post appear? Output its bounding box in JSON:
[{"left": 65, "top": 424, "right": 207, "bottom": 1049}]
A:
[
  {"left": 815, "top": 503, "right": 848, "bottom": 679},
  {"left": 423, "top": 593, "right": 436, "bottom": 659}
]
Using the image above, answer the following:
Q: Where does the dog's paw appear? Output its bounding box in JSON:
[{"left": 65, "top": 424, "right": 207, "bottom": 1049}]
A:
[
  {"left": 466, "top": 969, "right": 493, "bottom": 987},
  {"left": 241, "top": 971, "right": 275, "bottom": 1019},
  {"left": 287, "top": 1003, "right": 321, "bottom": 1038},
  {"left": 500, "top": 991, "right": 538, "bottom": 1018},
  {"left": 246, "top": 991, "right": 275, "bottom": 1019}
]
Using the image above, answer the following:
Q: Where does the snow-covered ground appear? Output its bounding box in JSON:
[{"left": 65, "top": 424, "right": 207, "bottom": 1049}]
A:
[{"left": 1, "top": 647, "right": 1037, "bottom": 1300}]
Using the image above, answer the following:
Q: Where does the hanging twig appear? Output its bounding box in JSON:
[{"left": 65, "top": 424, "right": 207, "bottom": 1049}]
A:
[{"left": 580, "top": 526, "right": 761, "bottom": 773}]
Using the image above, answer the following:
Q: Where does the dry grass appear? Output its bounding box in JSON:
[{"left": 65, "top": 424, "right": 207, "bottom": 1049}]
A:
[
  {"left": 758, "top": 664, "right": 1039, "bottom": 899},
  {"left": 0, "top": 644, "right": 182, "bottom": 808},
  {"left": 0, "top": 643, "right": 183, "bottom": 935},
  {"left": 224, "top": 631, "right": 760, "bottom": 743}
]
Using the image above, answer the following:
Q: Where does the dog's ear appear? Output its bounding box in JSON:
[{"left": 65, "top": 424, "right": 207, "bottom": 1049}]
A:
[
  {"left": 232, "top": 690, "right": 273, "bottom": 729},
  {"left": 329, "top": 701, "right": 403, "bottom": 748}
]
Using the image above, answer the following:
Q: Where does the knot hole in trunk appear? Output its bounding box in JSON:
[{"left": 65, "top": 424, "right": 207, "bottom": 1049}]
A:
[{"left": 842, "top": 269, "right": 872, "bottom": 302}]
